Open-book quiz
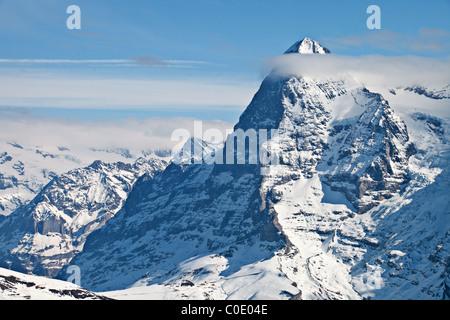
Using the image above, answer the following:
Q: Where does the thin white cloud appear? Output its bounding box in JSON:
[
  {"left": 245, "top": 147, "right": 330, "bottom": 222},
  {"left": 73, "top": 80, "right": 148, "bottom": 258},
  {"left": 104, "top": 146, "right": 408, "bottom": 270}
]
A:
[
  {"left": 0, "top": 59, "right": 129, "bottom": 64},
  {"left": 0, "top": 72, "right": 258, "bottom": 109},
  {"left": 418, "top": 27, "right": 450, "bottom": 38},
  {"left": 0, "top": 58, "right": 208, "bottom": 68},
  {"left": 0, "top": 110, "right": 233, "bottom": 154}
]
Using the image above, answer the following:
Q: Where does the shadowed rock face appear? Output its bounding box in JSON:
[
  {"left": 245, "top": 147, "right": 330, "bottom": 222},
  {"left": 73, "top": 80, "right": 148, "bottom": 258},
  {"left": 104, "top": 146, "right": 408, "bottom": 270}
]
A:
[{"left": 62, "top": 156, "right": 285, "bottom": 291}]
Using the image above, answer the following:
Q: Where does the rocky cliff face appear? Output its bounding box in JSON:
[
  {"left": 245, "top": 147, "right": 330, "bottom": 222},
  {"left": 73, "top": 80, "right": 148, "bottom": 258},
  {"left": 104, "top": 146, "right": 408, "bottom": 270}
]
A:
[
  {"left": 320, "top": 88, "right": 415, "bottom": 213},
  {"left": 60, "top": 153, "right": 282, "bottom": 292}
]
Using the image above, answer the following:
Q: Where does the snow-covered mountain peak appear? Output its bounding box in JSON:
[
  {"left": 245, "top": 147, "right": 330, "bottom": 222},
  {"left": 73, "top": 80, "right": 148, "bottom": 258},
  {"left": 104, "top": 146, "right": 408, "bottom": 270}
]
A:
[{"left": 284, "top": 37, "right": 331, "bottom": 54}]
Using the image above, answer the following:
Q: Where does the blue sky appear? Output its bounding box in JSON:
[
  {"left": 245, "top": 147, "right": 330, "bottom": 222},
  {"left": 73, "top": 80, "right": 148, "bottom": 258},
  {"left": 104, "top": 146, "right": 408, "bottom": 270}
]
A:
[{"left": 0, "top": 0, "right": 449, "bottom": 123}]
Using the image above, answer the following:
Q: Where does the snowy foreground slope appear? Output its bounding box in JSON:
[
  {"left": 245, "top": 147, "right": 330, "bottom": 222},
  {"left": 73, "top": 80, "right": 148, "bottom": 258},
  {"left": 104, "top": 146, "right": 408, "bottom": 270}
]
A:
[
  {"left": 0, "top": 38, "right": 449, "bottom": 300},
  {"left": 0, "top": 267, "right": 110, "bottom": 300},
  {"left": 58, "top": 39, "right": 449, "bottom": 300}
]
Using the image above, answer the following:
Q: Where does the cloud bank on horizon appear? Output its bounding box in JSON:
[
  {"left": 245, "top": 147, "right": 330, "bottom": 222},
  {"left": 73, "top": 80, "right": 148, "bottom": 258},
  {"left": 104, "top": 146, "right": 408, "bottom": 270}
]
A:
[
  {"left": 0, "top": 70, "right": 258, "bottom": 110},
  {"left": 264, "top": 53, "right": 450, "bottom": 90},
  {"left": 0, "top": 109, "right": 233, "bottom": 154}
]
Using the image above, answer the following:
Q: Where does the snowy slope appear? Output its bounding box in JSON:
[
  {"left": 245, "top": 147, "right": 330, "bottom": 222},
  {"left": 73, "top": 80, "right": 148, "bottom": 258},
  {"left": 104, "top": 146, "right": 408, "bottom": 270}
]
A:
[{"left": 0, "top": 267, "right": 110, "bottom": 300}]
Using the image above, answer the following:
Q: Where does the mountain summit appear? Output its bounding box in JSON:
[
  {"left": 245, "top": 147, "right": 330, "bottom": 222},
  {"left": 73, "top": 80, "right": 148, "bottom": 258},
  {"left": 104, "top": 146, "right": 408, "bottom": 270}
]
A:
[{"left": 284, "top": 37, "right": 330, "bottom": 54}]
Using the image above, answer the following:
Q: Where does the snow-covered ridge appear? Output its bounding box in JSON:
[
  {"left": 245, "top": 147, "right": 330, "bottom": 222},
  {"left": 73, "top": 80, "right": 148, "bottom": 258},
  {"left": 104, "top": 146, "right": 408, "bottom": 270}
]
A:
[
  {"left": 403, "top": 85, "right": 450, "bottom": 100},
  {"left": 0, "top": 138, "right": 171, "bottom": 217}
]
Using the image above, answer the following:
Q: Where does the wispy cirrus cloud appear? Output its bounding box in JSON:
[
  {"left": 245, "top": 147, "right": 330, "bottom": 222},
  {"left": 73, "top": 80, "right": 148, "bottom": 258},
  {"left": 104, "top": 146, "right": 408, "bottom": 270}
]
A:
[
  {"left": 0, "top": 109, "right": 233, "bottom": 154},
  {"left": 130, "top": 56, "right": 168, "bottom": 67},
  {"left": 0, "top": 58, "right": 130, "bottom": 64},
  {"left": 418, "top": 27, "right": 450, "bottom": 38},
  {"left": 0, "top": 70, "right": 257, "bottom": 110},
  {"left": 0, "top": 58, "right": 208, "bottom": 68}
]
